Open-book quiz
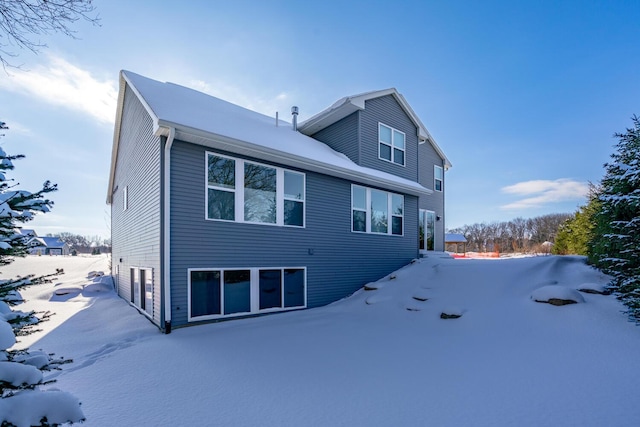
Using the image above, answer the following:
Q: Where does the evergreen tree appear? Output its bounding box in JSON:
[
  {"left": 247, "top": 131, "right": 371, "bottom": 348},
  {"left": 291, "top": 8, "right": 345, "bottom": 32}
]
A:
[
  {"left": 0, "top": 123, "right": 85, "bottom": 426},
  {"left": 589, "top": 116, "right": 640, "bottom": 319},
  {"left": 553, "top": 184, "right": 601, "bottom": 255}
]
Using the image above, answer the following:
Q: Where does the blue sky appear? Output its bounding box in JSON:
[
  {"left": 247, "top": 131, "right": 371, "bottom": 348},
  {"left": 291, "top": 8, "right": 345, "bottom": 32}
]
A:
[{"left": 1, "top": 0, "right": 638, "bottom": 238}]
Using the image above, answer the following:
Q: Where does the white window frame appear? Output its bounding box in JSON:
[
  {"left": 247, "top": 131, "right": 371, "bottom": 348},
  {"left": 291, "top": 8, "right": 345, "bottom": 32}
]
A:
[
  {"left": 434, "top": 165, "right": 443, "bottom": 192},
  {"left": 187, "top": 267, "right": 307, "bottom": 322},
  {"left": 205, "top": 152, "right": 305, "bottom": 228},
  {"left": 351, "top": 184, "right": 404, "bottom": 236},
  {"left": 123, "top": 185, "right": 128, "bottom": 211},
  {"left": 130, "top": 266, "right": 153, "bottom": 319},
  {"left": 283, "top": 170, "right": 306, "bottom": 227},
  {"left": 206, "top": 153, "right": 237, "bottom": 223},
  {"left": 351, "top": 185, "right": 367, "bottom": 232},
  {"left": 419, "top": 209, "right": 436, "bottom": 252},
  {"left": 378, "top": 123, "right": 406, "bottom": 166}
]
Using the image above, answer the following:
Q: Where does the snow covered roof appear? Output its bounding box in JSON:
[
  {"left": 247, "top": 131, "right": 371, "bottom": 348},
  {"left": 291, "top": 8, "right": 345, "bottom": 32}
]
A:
[
  {"left": 445, "top": 233, "right": 468, "bottom": 243},
  {"left": 29, "top": 237, "right": 46, "bottom": 247},
  {"left": 40, "top": 237, "right": 66, "bottom": 248},
  {"left": 298, "top": 88, "right": 452, "bottom": 170},
  {"left": 107, "top": 71, "right": 433, "bottom": 204}
]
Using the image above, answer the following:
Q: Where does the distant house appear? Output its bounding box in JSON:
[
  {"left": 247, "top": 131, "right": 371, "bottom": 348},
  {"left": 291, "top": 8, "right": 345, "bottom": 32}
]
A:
[
  {"left": 16, "top": 229, "right": 70, "bottom": 255},
  {"left": 107, "top": 70, "right": 451, "bottom": 332},
  {"left": 40, "top": 237, "right": 70, "bottom": 256}
]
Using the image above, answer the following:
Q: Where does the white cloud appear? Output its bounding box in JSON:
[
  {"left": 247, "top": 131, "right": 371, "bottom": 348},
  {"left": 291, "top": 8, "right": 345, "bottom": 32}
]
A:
[
  {"left": 0, "top": 55, "right": 117, "bottom": 124},
  {"left": 500, "top": 179, "right": 589, "bottom": 210}
]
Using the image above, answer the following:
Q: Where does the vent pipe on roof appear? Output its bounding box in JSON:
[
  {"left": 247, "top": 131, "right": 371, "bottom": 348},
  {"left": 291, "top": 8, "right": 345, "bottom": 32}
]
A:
[
  {"left": 276, "top": 111, "right": 279, "bottom": 127},
  {"left": 291, "top": 106, "right": 299, "bottom": 131}
]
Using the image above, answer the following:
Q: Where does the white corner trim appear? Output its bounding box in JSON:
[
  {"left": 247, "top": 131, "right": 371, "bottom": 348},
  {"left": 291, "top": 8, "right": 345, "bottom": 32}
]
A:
[{"left": 163, "top": 126, "right": 175, "bottom": 326}]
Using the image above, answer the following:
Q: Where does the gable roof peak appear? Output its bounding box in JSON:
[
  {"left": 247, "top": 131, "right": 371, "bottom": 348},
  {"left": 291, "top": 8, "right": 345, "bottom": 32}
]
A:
[{"left": 298, "top": 88, "right": 451, "bottom": 169}]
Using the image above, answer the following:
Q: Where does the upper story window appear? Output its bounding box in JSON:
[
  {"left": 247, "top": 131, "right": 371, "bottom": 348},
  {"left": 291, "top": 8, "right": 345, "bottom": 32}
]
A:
[
  {"left": 434, "top": 165, "right": 443, "bottom": 192},
  {"left": 123, "top": 186, "right": 129, "bottom": 211},
  {"left": 378, "top": 123, "right": 405, "bottom": 166},
  {"left": 351, "top": 185, "right": 403, "bottom": 236},
  {"left": 206, "top": 152, "right": 305, "bottom": 227}
]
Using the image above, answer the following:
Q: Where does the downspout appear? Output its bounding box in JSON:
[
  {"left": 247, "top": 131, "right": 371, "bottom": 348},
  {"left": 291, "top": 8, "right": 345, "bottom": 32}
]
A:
[{"left": 163, "top": 127, "right": 175, "bottom": 333}]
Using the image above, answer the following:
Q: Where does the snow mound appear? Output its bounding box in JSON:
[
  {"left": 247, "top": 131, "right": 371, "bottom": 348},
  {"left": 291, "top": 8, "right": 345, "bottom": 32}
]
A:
[
  {"left": 577, "top": 282, "right": 610, "bottom": 295},
  {"left": 440, "top": 307, "right": 464, "bottom": 319},
  {"left": 365, "top": 294, "right": 392, "bottom": 305},
  {"left": 53, "top": 285, "right": 82, "bottom": 296},
  {"left": 87, "top": 270, "right": 105, "bottom": 278},
  {"left": 412, "top": 290, "right": 429, "bottom": 302},
  {"left": 84, "top": 280, "right": 113, "bottom": 294},
  {"left": 531, "top": 285, "right": 585, "bottom": 305},
  {"left": 363, "top": 282, "right": 383, "bottom": 291},
  {"left": 405, "top": 302, "right": 423, "bottom": 312}
]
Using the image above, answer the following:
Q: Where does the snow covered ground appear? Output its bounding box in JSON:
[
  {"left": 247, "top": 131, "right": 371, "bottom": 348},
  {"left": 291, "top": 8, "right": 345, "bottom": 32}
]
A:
[{"left": 4, "top": 254, "right": 640, "bottom": 426}]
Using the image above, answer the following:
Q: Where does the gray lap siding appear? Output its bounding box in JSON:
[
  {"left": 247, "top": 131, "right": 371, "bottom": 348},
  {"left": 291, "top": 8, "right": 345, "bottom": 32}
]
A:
[
  {"left": 418, "top": 142, "right": 446, "bottom": 251},
  {"left": 169, "top": 140, "right": 418, "bottom": 327},
  {"left": 311, "top": 96, "right": 420, "bottom": 184},
  {"left": 359, "top": 96, "right": 419, "bottom": 182},
  {"left": 310, "top": 112, "right": 360, "bottom": 164},
  {"left": 110, "top": 85, "right": 162, "bottom": 326}
]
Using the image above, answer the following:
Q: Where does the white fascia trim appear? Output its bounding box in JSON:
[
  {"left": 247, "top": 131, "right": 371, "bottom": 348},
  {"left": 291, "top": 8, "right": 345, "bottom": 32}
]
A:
[
  {"left": 165, "top": 122, "right": 432, "bottom": 197},
  {"left": 297, "top": 99, "right": 359, "bottom": 135},
  {"left": 107, "top": 71, "right": 164, "bottom": 204},
  {"left": 106, "top": 74, "right": 128, "bottom": 204}
]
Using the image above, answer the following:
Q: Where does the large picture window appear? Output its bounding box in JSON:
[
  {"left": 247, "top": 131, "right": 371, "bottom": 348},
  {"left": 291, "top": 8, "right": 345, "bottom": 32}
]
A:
[
  {"left": 351, "top": 185, "right": 404, "bottom": 236},
  {"left": 206, "top": 153, "right": 305, "bottom": 227},
  {"left": 189, "top": 267, "right": 307, "bottom": 321},
  {"left": 378, "top": 123, "right": 405, "bottom": 166}
]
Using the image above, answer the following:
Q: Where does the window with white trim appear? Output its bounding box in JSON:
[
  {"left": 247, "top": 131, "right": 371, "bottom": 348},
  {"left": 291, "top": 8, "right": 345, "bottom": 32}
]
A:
[
  {"left": 207, "top": 155, "right": 236, "bottom": 220},
  {"left": 351, "top": 185, "right": 403, "bottom": 236},
  {"left": 351, "top": 185, "right": 367, "bottom": 232},
  {"left": 378, "top": 123, "right": 405, "bottom": 166},
  {"left": 188, "top": 267, "right": 306, "bottom": 321},
  {"left": 130, "top": 267, "right": 152, "bottom": 316},
  {"left": 434, "top": 165, "right": 443, "bottom": 192},
  {"left": 206, "top": 152, "right": 305, "bottom": 227},
  {"left": 123, "top": 186, "right": 128, "bottom": 211}
]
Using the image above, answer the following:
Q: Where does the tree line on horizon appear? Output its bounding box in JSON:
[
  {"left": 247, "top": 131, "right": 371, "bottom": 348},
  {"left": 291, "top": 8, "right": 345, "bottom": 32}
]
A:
[
  {"left": 48, "top": 232, "right": 111, "bottom": 254},
  {"left": 447, "top": 213, "right": 573, "bottom": 254},
  {"left": 450, "top": 117, "right": 639, "bottom": 320}
]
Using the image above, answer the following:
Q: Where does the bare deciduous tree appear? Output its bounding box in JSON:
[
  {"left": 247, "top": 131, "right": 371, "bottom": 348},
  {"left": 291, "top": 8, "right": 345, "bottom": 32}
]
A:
[
  {"left": 0, "top": 0, "right": 99, "bottom": 68},
  {"left": 448, "top": 213, "right": 573, "bottom": 255}
]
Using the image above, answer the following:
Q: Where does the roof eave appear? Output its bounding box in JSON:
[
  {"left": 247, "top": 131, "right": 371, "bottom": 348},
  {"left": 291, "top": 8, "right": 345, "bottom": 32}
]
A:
[
  {"left": 166, "top": 123, "right": 432, "bottom": 198},
  {"left": 297, "top": 98, "right": 359, "bottom": 136},
  {"left": 105, "top": 72, "right": 127, "bottom": 204}
]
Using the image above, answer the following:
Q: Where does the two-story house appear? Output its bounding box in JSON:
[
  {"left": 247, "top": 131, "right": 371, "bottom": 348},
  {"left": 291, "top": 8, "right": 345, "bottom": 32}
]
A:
[{"left": 107, "top": 71, "right": 451, "bottom": 332}]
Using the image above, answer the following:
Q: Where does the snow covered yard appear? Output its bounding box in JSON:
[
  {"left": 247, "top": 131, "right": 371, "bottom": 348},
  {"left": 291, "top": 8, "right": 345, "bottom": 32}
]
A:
[{"left": 4, "top": 254, "right": 640, "bottom": 426}]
